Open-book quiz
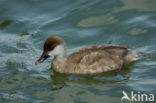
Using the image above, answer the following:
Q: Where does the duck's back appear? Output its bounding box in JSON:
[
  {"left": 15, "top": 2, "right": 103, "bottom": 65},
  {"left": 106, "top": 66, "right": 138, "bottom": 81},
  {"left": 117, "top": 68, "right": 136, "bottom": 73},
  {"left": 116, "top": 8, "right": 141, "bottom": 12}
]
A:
[
  {"left": 67, "top": 46, "right": 140, "bottom": 74},
  {"left": 68, "top": 46, "right": 128, "bottom": 63}
]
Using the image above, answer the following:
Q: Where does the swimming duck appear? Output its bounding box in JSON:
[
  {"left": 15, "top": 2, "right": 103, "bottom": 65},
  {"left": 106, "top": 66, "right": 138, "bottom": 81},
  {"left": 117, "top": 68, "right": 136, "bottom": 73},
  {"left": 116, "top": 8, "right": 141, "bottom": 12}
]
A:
[{"left": 35, "top": 36, "right": 141, "bottom": 74}]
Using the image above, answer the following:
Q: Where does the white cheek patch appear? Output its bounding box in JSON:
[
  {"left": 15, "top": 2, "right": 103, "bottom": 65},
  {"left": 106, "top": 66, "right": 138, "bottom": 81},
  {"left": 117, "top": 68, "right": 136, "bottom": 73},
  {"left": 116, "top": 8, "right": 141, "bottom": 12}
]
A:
[
  {"left": 47, "top": 44, "right": 66, "bottom": 58},
  {"left": 47, "top": 50, "right": 54, "bottom": 56}
]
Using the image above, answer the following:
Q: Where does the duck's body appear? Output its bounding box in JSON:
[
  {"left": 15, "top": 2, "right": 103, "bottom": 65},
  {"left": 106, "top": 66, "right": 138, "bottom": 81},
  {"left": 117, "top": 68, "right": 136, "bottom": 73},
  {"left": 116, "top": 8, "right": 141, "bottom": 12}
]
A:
[{"left": 35, "top": 36, "right": 141, "bottom": 75}]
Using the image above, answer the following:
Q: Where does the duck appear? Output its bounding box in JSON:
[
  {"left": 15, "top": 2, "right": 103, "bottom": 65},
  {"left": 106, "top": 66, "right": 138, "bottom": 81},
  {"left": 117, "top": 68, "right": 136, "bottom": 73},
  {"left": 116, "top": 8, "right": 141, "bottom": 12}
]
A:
[{"left": 35, "top": 36, "right": 141, "bottom": 75}]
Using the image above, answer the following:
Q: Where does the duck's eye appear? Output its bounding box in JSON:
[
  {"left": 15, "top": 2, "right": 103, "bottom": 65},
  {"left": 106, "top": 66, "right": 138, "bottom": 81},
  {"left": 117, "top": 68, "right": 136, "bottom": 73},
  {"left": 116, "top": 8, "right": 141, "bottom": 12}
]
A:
[
  {"left": 50, "top": 46, "right": 54, "bottom": 50},
  {"left": 47, "top": 47, "right": 54, "bottom": 52}
]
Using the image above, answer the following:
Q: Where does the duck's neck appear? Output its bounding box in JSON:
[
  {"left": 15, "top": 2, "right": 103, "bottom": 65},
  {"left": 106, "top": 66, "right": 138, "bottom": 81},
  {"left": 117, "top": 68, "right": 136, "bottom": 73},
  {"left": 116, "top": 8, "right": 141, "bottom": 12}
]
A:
[{"left": 54, "top": 44, "right": 66, "bottom": 59}]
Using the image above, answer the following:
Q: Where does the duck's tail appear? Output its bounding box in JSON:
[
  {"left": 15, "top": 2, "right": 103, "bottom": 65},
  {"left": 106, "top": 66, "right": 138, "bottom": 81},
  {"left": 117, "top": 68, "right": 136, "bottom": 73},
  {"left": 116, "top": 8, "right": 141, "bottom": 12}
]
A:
[{"left": 124, "top": 52, "right": 141, "bottom": 63}]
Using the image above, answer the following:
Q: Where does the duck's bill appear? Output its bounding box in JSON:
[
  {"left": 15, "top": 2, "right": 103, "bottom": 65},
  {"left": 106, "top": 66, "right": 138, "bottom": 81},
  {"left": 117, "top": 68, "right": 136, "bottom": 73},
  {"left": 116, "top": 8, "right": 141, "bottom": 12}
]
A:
[{"left": 35, "top": 52, "right": 50, "bottom": 65}]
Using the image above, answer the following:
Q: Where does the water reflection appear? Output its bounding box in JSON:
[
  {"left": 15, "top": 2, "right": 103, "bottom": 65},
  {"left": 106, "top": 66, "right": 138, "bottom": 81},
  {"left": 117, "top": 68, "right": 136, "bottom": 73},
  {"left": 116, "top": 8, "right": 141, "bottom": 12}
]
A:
[
  {"left": 128, "top": 28, "right": 148, "bottom": 35},
  {"left": 77, "top": 13, "right": 118, "bottom": 27},
  {"left": 9, "top": 100, "right": 29, "bottom": 103},
  {"left": 0, "top": 20, "right": 14, "bottom": 29},
  {"left": 113, "top": 0, "right": 156, "bottom": 12},
  {"left": 0, "top": 73, "right": 22, "bottom": 91}
]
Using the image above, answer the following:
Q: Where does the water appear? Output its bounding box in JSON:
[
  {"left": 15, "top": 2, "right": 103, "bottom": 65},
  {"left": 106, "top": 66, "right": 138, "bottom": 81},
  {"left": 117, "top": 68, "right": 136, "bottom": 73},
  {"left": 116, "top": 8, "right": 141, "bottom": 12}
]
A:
[{"left": 0, "top": 0, "right": 156, "bottom": 103}]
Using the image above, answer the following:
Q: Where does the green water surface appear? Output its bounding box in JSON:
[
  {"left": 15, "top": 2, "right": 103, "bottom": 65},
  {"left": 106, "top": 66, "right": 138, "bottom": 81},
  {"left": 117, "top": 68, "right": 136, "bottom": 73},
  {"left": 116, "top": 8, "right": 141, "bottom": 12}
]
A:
[{"left": 0, "top": 0, "right": 156, "bottom": 103}]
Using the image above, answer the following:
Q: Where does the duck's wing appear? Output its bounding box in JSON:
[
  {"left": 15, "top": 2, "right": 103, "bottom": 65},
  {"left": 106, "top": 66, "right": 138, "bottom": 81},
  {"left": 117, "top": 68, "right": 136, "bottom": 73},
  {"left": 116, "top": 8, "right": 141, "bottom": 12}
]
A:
[
  {"left": 67, "top": 46, "right": 123, "bottom": 74},
  {"left": 68, "top": 45, "right": 129, "bottom": 63},
  {"left": 67, "top": 46, "right": 130, "bottom": 74}
]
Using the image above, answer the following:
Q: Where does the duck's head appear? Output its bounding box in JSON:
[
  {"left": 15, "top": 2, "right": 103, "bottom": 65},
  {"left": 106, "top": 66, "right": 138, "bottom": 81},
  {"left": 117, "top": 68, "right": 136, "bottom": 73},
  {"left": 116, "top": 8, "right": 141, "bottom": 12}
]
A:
[{"left": 35, "top": 36, "right": 66, "bottom": 65}]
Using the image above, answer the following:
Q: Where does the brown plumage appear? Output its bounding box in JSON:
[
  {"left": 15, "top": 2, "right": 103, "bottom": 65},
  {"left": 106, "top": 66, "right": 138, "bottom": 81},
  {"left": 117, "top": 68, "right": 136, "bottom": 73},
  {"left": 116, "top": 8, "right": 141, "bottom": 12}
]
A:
[
  {"left": 44, "top": 36, "right": 65, "bottom": 52},
  {"left": 35, "top": 36, "right": 141, "bottom": 75}
]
